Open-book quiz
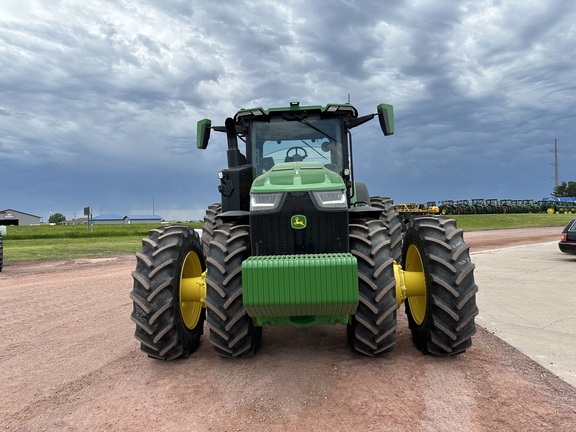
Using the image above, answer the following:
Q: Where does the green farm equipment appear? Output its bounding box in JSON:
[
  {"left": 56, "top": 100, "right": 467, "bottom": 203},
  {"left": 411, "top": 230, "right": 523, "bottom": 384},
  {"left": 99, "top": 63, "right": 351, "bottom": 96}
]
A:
[
  {"left": 485, "top": 199, "right": 502, "bottom": 214},
  {"left": 522, "top": 199, "right": 540, "bottom": 213},
  {"left": 456, "top": 199, "right": 474, "bottom": 214},
  {"left": 512, "top": 200, "right": 529, "bottom": 213},
  {"left": 438, "top": 200, "right": 456, "bottom": 215},
  {"left": 539, "top": 200, "right": 557, "bottom": 214},
  {"left": 130, "top": 102, "right": 478, "bottom": 359},
  {"left": 499, "top": 199, "right": 517, "bottom": 213},
  {"left": 471, "top": 199, "right": 488, "bottom": 214}
]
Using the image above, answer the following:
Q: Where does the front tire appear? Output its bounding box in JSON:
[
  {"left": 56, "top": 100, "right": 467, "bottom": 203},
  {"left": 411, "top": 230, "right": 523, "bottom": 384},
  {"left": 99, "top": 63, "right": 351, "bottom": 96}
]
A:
[
  {"left": 205, "top": 223, "right": 262, "bottom": 357},
  {"left": 130, "top": 225, "right": 206, "bottom": 360},
  {"left": 403, "top": 216, "right": 478, "bottom": 356},
  {"left": 347, "top": 219, "right": 397, "bottom": 356}
]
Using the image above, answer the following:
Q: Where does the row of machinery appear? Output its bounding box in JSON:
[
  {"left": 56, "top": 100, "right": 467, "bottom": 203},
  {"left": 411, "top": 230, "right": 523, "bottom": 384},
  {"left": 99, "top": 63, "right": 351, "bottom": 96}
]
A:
[{"left": 437, "top": 198, "right": 576, "bottom": 215}]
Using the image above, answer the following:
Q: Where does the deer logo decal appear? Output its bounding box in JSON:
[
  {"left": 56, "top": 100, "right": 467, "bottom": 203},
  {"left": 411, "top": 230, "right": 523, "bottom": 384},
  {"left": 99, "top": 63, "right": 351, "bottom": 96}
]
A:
[{"left": 291, "top": 215, "right": 307, "bottom": 229}]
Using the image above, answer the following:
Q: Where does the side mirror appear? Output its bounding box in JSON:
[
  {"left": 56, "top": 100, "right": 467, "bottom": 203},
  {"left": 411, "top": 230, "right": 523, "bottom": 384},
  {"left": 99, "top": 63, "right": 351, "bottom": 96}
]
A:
[
  {"left": 376, "top": 103, "right": 394, "bottom": 136},
  {"left": 196, "top": 119, "right": 212, "bottom": 149}
]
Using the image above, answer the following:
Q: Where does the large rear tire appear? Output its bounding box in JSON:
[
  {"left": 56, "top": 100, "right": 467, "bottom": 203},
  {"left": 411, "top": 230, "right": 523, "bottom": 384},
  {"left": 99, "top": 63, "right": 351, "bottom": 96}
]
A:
[
  {"left": 402, "top": 216, "right": 478, "bottom": 356},
  {"left": 201, "top": 203, "right": 222, "bottom": 257},
  {"left": 347, "top": 219, "right": 397, "bottom": 356},
  {"left": 370, "top": 196, "right": 403, "bottom": 263},
  {"left": 205, "top": 223, "right": 262, "bottom": 357},
  {"left": 130, "top": 225, "right": 206, "bottom": 360}
]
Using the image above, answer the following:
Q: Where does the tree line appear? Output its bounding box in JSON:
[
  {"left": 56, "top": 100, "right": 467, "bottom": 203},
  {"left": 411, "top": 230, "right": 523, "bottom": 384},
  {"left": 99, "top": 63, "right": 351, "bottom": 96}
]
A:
[{"left": 552, "top": 181, "right": 576, "bottom": 197}]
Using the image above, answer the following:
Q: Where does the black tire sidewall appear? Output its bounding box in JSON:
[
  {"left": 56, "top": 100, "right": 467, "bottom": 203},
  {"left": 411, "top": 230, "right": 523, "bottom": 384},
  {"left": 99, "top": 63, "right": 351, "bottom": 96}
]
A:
[
  {"left": 131, "top": 225, "right": 206, "bottom": 360},
  {"left": 206, "top": 223, "right": 261, "bottom": 357},
  {"left": 348, "top": 218, "right": 397, "bottom": 356},
  {"left": 402, "top": 217, "right": 478, "bottom": 355}
]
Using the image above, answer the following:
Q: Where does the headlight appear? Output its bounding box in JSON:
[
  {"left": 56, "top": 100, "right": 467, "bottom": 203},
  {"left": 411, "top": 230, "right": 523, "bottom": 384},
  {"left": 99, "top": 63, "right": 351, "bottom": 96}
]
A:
[
  {"left": 250, "top": 193, "right": 284, "bottom": 212},
  {"left": 310, "top": 190, "right": 347, "bottom": 209}
]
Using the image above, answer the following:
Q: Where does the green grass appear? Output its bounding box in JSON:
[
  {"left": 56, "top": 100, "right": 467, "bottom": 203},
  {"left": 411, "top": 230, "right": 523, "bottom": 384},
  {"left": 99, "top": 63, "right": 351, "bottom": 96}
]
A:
[
  {"left": 1, "top": 222, "right": 202, "bottom": 263},
  {"left": 4, "top": 237, "right": 144, "bottom": 261},
  {"left": 2, "top": 223, "right": 201, "bottom": 240},
  {"left": 0, "top": 215, "right": 572, "bottom": 263}
]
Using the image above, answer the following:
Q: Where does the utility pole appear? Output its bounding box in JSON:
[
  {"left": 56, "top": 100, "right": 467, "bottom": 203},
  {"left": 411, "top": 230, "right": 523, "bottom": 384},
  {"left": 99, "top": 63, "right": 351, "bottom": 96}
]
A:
[{"left": 554, "top": 138, "right": 559, "bottom": 189}]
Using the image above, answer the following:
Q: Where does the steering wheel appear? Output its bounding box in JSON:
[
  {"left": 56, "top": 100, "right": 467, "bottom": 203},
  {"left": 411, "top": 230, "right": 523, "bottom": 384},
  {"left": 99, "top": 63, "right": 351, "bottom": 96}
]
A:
[{"left": 285, "top": 146, "right": 308, "bottom": 162}]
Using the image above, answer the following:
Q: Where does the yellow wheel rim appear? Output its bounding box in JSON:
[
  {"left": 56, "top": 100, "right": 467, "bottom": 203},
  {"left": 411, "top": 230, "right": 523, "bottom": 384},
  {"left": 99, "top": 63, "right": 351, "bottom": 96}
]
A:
[
  {"left": 546, "top": 207, "right": 555, "bottom": 214},
  {"left": 179, "top": 251, "right": 205, "bottom": 330},
  {"left": 405, "top": 244, "right": 427, "bottom": 325}
]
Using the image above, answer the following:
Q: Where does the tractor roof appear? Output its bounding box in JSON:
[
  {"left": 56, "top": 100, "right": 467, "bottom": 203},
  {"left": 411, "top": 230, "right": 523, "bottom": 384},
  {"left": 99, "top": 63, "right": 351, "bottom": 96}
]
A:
[{"left": 234, "top": 102, "right": 359, "bottom": 124}]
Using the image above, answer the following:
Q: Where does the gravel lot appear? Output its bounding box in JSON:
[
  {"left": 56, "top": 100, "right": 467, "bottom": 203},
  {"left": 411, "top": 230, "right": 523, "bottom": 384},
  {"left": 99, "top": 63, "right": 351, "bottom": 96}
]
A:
[{"left": 1, "top": 227, "right": 575, "bottom": 431}]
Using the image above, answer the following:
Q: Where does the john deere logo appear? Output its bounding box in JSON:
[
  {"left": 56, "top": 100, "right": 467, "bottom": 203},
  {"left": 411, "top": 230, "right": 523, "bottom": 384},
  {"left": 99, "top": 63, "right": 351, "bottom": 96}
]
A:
[{"left": 291, "top": 215, "right": 307, "bottom": 229}]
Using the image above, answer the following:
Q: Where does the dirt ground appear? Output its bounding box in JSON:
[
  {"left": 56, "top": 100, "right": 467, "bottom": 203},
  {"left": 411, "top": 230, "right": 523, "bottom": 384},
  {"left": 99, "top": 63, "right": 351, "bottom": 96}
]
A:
[{"left": 1, "top": 226, "right": 575, "bottom": 432}]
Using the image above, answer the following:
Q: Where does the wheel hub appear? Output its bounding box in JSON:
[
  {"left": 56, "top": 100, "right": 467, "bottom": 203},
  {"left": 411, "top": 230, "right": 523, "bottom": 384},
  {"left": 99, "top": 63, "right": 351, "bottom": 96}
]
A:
[{"left": 179, "top": 252, "right": 206, "bottom": 329}]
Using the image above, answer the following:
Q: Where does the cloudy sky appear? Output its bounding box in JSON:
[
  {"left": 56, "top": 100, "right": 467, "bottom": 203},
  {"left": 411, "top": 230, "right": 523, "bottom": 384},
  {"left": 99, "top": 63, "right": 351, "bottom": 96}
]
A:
[{"left": 1, "top": 0, "right": 575, "bottom": 222}]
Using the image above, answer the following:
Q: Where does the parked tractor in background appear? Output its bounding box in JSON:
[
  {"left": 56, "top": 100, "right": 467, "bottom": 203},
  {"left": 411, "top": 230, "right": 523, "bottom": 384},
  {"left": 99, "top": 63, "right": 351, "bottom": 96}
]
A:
[
  {"left": 485, "top": 199, "right": 502, "bottom": 214},
  {"left": 438, "top": 200, "right": 456, "bottom": 215},
  {"left": 522, "top": 199, "right": 540, "bottom": 213},
  {"left": 455, "top": 200, "right": 474, "bottom": 214},
  {"left": 539, "top": 200, "right": 552, "bottom": 214},
  {"left": 499, "top": 199, "right": 516, "bottom": 213},
  {"left": 511, "top": 200, "right": 529, "bottom": 213},
  {"left": 130, "top": 102, "right": 478, "bottom": 360},
  {"left": 471, "top": 199, "right": 488, "bottom": 214}
]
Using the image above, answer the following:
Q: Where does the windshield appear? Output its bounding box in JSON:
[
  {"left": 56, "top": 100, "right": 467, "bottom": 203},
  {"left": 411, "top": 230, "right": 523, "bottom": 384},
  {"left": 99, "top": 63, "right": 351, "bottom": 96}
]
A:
[{"left": 249, "top": 118, "right": 344, "bottom": 175}]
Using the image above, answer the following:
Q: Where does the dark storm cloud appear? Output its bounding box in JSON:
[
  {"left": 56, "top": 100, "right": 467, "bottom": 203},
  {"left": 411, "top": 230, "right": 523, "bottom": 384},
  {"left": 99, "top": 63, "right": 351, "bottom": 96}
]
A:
[{"left": 1, "top": 0, "right": 575, "bottom": 221}]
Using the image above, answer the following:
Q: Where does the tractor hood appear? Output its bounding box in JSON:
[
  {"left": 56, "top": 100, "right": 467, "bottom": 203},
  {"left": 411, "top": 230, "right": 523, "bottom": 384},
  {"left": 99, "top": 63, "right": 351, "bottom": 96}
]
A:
[{"left": 251, "top": 162, "right": 345, "bottom": 193}]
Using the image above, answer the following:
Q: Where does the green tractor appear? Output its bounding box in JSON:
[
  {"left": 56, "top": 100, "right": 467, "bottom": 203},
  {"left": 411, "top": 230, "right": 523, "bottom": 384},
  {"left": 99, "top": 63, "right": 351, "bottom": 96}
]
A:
[
  {"left": 539, "top": 200, "right": 557, "bottom": 214},
  {"left": 522, "top": 199, "right": 540, "bottom": 213},
  {"left": 471, "top": 199, "right": 488, "bottom": 214},
  {"left": 499, "top": 199, "right": 516, "bottom": 213},
  {"left": 438, "top": 200, "right": 456, "bottom": 215},
  {"left": 456, "top": 199, "right": 474, "bottom": 214},
  {"left": 511, "top": 200, "right": 528, "bottom": 213},
  {"left": 130, "top": 102, "right": 478, "bottom": 359},
  {"left": 485, "top": 198, "right": 502, "bottom": 214}
]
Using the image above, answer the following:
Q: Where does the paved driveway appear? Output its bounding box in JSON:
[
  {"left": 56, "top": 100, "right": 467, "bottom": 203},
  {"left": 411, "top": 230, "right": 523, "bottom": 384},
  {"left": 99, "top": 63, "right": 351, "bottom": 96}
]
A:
[{"left": 473, "top": 241, "right": 576, "bottom": 387}]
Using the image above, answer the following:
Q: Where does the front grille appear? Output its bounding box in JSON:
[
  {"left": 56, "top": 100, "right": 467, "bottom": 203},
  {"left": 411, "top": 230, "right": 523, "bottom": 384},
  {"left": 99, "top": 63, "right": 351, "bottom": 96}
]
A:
[{"left": 250, "top": 192, "right": 349, "bottom": 255}]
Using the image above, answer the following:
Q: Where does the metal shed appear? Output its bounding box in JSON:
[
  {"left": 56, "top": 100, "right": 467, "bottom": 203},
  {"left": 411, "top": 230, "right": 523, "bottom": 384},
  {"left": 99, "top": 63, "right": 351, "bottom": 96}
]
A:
[
  {"left": 0, "top": 209, "right": 42, "bottom": 226},
  {"left": 124, "top": 215, "right": 162, "bottom": 224}
]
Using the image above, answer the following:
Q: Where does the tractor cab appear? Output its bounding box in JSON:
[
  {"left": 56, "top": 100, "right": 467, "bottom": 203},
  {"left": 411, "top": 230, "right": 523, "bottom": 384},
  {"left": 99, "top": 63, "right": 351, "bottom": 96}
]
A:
[
  {"left": 244, "top": 106, "right": 347, "bottom": 177},
  {"left": 197, "top": 102, "right": 394, "bottom": 213}
]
